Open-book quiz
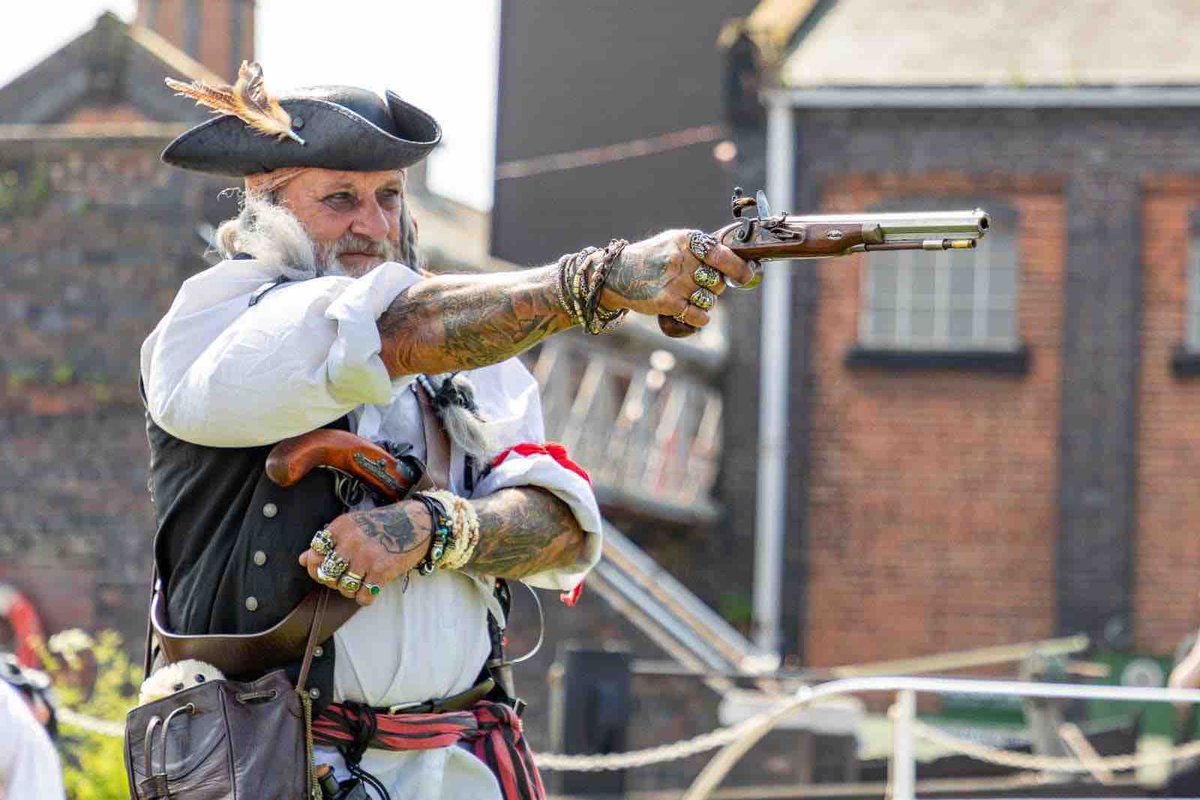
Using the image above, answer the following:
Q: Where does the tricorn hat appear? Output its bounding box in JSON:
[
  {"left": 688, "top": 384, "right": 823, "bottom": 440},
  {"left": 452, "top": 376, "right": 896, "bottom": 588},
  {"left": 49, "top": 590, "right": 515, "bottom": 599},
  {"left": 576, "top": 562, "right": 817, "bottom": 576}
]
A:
[{"left": 161, "top": 62, "right": 441, "bottom": 177}]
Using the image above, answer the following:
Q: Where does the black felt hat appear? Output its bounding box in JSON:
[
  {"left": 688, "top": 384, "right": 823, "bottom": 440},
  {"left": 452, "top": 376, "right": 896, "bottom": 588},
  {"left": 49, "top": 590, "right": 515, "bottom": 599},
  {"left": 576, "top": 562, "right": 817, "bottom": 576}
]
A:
[{"left": 162, "top": 83, "right": 442, "bottom": 177}]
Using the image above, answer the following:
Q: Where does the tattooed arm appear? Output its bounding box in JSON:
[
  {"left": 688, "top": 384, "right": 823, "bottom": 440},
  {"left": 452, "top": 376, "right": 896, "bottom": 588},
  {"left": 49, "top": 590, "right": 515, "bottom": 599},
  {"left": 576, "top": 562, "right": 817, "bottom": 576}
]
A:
[
  {"left": 465, "top": 487, "right": 586, "bottom": 578},
  {"left": 298, "top": 487, "right": 585, "bottom": 604},
  {"left": 375, "top": 231, "right": 755, "bottom": 377}
]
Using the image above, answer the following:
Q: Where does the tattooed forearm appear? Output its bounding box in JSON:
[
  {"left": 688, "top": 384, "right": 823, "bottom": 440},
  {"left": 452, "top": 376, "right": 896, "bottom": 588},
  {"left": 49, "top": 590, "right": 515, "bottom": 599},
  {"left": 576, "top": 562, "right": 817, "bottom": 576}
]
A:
[
  {"left": 378, "top": 266, "right": 574, "bottom": 377},
  {"left": 347, "top": 504, "right": 428, "bottom": 556},
  {"left": 467, "top": 487, "right": 587, "bottom": 579}
]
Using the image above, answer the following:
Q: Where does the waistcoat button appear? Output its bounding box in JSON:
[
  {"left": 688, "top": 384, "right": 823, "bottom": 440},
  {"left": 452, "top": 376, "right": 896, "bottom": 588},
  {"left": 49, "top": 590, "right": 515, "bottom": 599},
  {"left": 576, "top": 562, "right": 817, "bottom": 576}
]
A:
[
  {"left": 308, "top": 687, "right": 320, "bottom": 700},
  {"left": 262, "top": 502, "right": 278, "bottom": 518},
  {"left": 313, "top": 646, "right": 324, "bottom": 658},
  {"left": 253, "top": 550, "right": 267, "bottom": 566},
  {"left": 245, "top": 596, "right": 259, "bottom": 612}
]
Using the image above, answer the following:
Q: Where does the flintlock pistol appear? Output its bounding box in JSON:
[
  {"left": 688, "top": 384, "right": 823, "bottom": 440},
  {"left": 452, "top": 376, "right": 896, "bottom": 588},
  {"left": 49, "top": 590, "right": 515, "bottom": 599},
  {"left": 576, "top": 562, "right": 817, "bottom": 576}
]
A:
[{"left": 658, "top": 188, "right": 991, "bottom": 337}]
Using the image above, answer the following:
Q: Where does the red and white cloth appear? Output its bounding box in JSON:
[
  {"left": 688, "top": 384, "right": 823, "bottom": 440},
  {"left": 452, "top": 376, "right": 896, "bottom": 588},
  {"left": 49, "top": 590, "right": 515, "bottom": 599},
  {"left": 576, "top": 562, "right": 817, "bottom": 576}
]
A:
[{"left": 141, "top": 258, "right": 603, "bottom": 799}]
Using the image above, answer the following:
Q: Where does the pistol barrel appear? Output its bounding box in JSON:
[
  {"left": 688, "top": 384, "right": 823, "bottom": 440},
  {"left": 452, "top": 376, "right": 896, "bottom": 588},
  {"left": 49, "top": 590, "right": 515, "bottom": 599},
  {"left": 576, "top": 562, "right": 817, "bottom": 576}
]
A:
[{"left": 798, "top": 208, "right": 990, "bottom": 244}]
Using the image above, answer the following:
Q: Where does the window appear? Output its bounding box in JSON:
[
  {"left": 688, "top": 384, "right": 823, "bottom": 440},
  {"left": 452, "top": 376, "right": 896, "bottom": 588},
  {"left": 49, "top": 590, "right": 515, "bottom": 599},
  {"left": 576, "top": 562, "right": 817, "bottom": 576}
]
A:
[{"left": 860, "top": 201, "right": 1018, "bottom": 351}]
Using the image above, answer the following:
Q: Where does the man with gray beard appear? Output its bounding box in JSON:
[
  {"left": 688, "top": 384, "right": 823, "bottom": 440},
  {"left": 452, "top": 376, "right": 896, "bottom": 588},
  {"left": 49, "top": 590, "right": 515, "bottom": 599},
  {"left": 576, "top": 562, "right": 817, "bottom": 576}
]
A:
[{"left": 138, "top": 62, "right": 751, "bottom": 799}]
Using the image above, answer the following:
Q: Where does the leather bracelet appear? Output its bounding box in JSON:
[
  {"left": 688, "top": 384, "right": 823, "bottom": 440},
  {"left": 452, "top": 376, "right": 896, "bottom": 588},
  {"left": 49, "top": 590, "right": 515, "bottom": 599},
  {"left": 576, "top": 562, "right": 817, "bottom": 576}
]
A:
[{"left": 411, "top": 493, "right": 451, "bottom": 575}]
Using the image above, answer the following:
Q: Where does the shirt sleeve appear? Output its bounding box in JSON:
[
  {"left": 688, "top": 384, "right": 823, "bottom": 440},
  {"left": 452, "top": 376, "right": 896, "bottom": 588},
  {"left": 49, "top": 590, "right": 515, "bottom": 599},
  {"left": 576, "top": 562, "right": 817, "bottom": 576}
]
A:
[
  {"left": 0, "top": 683, "right": 65, "bottom": 800},
  {"left": 466, "top": 360, "right": 603, "bottom": 592},
  {"left": 141, "top": 260, "right": 422, "bottom": 447}
]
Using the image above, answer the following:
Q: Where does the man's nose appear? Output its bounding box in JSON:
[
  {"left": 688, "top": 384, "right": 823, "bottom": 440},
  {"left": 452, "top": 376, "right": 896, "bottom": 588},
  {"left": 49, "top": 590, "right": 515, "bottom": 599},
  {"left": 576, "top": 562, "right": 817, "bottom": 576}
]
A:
[{"left": 349, "top": 198, "right": 390, "bottom": 242}]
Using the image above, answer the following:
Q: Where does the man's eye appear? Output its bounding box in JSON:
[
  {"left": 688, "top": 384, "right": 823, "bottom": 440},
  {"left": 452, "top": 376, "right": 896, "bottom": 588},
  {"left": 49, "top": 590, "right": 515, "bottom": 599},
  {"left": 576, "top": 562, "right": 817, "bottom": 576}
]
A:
[
  {"left": 377, "top": 189, "right": 401, "bottom": 209},
  {"left": 323, "top": 192, "right": 356, "bottom": 210}
]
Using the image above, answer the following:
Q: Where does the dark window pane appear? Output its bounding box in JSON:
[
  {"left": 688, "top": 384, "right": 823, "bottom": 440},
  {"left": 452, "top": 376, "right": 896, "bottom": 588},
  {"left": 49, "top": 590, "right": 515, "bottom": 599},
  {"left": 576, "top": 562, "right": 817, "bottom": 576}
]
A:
[
  {"left": 987, "top": 308, "right": 1014, "bottom": 341},
  {"left": 949, "top": 264, "right": 974, "bottom": 299},
  {"left": 949, "top": 309, "right": 974, "bottom": 339},
  {"left": 871, "top": 309, "right": 896, "bottom": 338},
  {"left": 911, "top": 309, "right": 935, "bottom": 337},
  {"left": 912, "top": 264, "right": 935, "bottom": 296},
  {"left": 990, "top": 267, "right": 1016, "bottom": 298},
  {"left": 871, "top": 263, "right": 898, "bottom": 299}
]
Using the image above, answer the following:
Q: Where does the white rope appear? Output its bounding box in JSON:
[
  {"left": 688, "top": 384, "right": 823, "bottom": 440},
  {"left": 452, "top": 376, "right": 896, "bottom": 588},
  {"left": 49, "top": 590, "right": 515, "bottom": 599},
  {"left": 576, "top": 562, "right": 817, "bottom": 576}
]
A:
[
  {"left": 59, "top": 707, "right": 125, "bottom": 738},
  {"left": 910, "top": 719, "right": 1200, "bottom": 773},
  {"left": 536, "top": 713, "right": 769, "bottom": 771},
  {"left": 53, "top": 684, "right": 1200, "bottom": 776}
]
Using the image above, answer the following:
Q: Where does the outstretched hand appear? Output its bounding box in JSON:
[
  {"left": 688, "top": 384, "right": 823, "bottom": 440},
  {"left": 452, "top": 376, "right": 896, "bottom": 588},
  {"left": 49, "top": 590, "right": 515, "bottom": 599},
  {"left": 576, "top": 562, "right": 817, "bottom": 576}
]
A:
[{"left": 600, "top": 229, "right": 755, "bottom": 329}]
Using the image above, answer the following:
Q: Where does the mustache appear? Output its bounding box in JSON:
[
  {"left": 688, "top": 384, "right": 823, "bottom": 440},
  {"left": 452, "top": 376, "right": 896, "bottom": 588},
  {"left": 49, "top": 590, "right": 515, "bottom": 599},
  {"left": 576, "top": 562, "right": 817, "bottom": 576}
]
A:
[
  {"left": 316, "top": 233, "right": 398, "bottom": 274},
  {"left": 330, "top": 233, "right": 393, "bottom": 258}
]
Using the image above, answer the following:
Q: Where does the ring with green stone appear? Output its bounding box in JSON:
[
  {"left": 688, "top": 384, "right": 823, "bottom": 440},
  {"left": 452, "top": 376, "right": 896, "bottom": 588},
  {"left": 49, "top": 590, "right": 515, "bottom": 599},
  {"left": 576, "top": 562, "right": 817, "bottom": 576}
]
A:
[{"left": 365, "top": 582, "right": 382, "bottom": 596}]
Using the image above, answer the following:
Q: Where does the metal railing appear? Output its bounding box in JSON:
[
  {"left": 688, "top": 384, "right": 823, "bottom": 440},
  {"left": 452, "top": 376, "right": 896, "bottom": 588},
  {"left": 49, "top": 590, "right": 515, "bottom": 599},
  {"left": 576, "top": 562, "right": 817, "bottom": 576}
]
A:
[
  {"left": 689, "top": 676, "right": 1200, "bottom": 800},
  {"left": 536, "top": 675, "right": 1200, "bottom": 800},
  {"left": 529, "top": 333, "right": 723, "bottom": 521}
]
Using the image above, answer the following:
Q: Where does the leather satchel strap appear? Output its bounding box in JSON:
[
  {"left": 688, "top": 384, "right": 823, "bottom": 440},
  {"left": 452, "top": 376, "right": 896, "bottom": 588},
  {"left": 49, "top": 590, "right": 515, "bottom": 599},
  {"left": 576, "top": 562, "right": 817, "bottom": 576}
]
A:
[
  {"left": 152, "top": 586, "right": 356, "bottom": 677},
  {"left": 414, "top": 378, "right": 452, "bottom": 489},
  {"left": 296, "top": 588, "right": 330, "bottom": 691}
]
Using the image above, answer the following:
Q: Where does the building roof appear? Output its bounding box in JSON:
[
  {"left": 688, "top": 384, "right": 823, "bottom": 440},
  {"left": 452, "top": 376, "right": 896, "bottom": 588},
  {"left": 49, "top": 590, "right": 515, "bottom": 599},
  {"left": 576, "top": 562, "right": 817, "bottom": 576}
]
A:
[
  {"left": 0, "top": 12, "right": 215, "bottom": 129},
  {"left": 774, "top": 0, "right": 1200, "bottom": 89}
]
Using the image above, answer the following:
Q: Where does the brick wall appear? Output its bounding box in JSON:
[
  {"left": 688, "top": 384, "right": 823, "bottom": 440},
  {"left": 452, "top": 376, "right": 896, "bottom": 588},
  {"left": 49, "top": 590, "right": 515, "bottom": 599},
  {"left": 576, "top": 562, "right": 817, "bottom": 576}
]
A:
[
  {"left": 1135, "top": 178, "right": 1200, "bottom": 655},
  {"left": 801, "top": 174, "right": 1064, "bottom": 665},
  {"left": 720, "top": 107, "right": 1200, "bottom": 663},
  {"left": 0, "top": 137, "right": 230, "bottom": 646}
]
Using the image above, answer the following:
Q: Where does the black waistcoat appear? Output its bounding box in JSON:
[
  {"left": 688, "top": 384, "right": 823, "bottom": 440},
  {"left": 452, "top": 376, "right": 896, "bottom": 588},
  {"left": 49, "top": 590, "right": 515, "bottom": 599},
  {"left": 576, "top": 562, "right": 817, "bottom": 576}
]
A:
[{"left": 144, "top": 412, "right": 350, "bottom": 713}]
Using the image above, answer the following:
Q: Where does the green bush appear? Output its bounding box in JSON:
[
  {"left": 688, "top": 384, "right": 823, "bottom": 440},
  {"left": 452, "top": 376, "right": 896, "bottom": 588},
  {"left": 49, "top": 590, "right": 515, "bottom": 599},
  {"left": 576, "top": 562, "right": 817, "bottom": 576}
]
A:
[{"left": 42, "top": 630, "right": 139, "bottom": 800}]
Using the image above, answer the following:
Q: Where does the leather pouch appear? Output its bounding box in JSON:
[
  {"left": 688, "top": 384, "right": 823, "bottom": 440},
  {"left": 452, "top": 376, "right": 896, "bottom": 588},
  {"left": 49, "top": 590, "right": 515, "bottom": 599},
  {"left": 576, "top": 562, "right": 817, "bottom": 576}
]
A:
[
  {"left": 125, "top": 590, "right": 335, "bottom": 799},
  {"left": 124, "top": 669, "right": 307, "bottom": 799}
]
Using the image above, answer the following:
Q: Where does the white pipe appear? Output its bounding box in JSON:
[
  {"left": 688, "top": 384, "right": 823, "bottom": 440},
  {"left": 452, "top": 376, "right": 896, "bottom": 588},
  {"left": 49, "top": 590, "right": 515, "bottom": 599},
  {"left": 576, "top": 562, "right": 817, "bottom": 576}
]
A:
[
  {"left": 752, "top": 95, "right": 796, "bottom": 656},
  {"left": 891, "top": 690, "right": 917, "bottom": 800},
  {"left": 764, "top": 85, "right": 1200, "bottom": 108}
]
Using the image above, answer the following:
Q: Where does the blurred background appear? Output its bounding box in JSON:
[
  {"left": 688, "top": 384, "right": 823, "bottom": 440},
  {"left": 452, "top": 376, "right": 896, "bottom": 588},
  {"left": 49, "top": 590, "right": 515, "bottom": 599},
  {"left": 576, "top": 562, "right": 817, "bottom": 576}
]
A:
[{"left": 2, "top": 0, "right": 1200, "bottom": 798}]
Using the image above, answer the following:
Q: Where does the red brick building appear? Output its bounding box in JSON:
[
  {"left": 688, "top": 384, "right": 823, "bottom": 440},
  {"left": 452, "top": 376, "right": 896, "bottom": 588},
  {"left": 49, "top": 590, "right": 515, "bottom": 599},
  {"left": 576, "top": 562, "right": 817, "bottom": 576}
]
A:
[
  {"left": 0, "top": 9, "right": 239, "bottom": 642},
  {"left": 723, "top": 0, "right": 1200, "bottom": 667}
]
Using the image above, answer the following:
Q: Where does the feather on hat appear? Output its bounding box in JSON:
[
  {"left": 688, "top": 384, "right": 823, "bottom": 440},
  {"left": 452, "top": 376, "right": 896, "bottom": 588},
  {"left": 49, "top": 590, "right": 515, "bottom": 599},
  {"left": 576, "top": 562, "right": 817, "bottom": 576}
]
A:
[{"left": 166, "top": 61, "right": 305, "bottom": 145}]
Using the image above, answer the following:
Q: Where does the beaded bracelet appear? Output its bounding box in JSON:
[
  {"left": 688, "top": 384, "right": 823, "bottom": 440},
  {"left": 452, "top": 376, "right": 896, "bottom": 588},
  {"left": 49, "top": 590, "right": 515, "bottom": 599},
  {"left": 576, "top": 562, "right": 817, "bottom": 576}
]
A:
[
  {"left": 412, "top": 493, "right": 451, "bottom": 575},
  {"left": 553, "top": 241, "right": 629, "bottom": 335},
  {"left": 424, "top": 490, "right": 480, "bottom": 571}
]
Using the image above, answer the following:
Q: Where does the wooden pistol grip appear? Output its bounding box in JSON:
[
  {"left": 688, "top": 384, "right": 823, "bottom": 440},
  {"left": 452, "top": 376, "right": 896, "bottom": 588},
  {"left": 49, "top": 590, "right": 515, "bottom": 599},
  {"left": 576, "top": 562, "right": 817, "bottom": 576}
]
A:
[{"left": 264, "top": 429, "right": 416, "bottom": 502}]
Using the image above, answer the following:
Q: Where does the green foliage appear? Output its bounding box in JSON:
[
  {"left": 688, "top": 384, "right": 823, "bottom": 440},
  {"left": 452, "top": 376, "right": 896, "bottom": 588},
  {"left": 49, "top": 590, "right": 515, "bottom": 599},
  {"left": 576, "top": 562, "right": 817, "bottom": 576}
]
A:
[
  {"left": 718, "top": 591, "right": 754, "bottom": 632},
  {"left": 44, "top": 630, "right": 140, "bottom": 800},
  {"left": 0, "top": 165, "right": 51, "bottom": 217},
  {"left": 51, "top": 362, "right": 75, "bottom": 385}
]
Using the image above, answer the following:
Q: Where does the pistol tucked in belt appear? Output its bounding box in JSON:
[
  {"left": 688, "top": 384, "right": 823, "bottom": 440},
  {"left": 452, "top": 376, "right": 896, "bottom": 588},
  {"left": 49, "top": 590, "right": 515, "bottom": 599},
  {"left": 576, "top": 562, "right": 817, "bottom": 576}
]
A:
[{"left": 313, "top": 687, "right": 546, "bottom": 800}]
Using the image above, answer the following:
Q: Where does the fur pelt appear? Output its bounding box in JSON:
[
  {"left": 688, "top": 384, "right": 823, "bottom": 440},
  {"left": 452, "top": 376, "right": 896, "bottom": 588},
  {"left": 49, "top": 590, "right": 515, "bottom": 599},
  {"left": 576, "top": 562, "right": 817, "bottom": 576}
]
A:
[{"left": 138, "top": 659, "right": 225, "bottom": 705}]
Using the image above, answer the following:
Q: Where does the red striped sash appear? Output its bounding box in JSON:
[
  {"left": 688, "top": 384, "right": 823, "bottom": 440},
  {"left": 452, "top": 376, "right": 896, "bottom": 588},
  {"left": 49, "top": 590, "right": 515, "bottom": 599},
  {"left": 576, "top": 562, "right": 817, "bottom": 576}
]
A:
[{"left": 314, "top": 701, "right": 546, "bottom": 800}]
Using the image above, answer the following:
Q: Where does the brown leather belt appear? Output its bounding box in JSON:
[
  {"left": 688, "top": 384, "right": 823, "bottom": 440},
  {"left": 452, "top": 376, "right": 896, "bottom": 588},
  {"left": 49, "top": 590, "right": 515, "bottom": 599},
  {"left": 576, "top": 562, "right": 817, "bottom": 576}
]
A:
[{"left": 379, "top": 677, "right": 495, "bottom": 715}]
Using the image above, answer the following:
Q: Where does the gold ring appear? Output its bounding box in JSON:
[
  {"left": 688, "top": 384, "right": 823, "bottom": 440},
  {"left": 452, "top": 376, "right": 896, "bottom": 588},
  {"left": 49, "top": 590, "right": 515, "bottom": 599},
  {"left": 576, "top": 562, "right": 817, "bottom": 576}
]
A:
[
  {"left": 311, "top": 529, "right": 335, "bottom": 556},
  {"left": 338, "top": 571, "right": 364, "bottom": 594},
  {"left": 672, "top": 303, "right": 691, "bottom": 324},
  {"left": 693, "top": 265, "right": 721, "bottom": 290},
  {"left": 689, "top": 288, "right": 717, "bottom": 311},
  {"left": 316, "top": 551, "right": 349, "bottom": 583}
]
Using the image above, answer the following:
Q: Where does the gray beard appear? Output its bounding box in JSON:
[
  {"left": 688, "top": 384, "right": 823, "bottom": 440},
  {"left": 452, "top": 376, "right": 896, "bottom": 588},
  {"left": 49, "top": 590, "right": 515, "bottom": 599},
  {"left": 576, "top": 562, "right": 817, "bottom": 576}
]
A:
[{"left": 215, "top": 194, "right": 400, "bottom": 280}]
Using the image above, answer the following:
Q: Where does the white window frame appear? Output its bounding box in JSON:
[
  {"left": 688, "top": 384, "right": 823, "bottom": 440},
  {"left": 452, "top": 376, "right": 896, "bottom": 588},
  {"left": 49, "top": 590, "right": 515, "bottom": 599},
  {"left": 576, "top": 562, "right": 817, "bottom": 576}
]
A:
[{"left": 858, "top": 202, "right": 1018, "bottom": 351}]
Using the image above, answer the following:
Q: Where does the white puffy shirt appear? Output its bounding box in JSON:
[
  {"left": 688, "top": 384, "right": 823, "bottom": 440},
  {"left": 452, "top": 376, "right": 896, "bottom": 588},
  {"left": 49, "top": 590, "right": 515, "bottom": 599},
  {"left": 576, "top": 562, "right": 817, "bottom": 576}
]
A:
[{"left": 140, "top": 258, "right": 603, "bottom": 799}]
